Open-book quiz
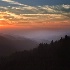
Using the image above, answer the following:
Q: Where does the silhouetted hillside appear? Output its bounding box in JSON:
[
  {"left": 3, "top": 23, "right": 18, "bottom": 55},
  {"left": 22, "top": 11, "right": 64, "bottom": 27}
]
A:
[
  {"left": 0, "top": 34, "right": 38, "bottom": 56},
  {"left": 0, "top": 35, "right": 70, "bottom": 70}
]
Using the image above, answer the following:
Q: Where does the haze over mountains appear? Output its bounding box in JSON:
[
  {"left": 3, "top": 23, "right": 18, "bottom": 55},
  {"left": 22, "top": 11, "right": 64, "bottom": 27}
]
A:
[
  {"left": 0, "top": 29, "right": 70, "bottom": 42},
  {"left": 0, "top": 29, "right": 70, "bottom": 56},
  {"left": 0, "top": 34, "right": 38, "bottom": 56}
]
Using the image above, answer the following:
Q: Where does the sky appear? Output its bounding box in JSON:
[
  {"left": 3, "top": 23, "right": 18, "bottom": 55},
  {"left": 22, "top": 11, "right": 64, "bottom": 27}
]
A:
[
  {"left": 0, "top": 0, "right": 70, "bottom": 30},
  {"left": 0, "top": 0, "right": 70, "bottom": 42}
]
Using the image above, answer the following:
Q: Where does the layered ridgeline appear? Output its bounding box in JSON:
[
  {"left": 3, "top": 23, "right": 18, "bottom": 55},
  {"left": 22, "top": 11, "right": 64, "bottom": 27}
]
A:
[
  {"left": 0, "top": 35, "right": 70, "bottom": 70},
  {"left": 0, "top": 34, "right": 38, "bottom": 56}
]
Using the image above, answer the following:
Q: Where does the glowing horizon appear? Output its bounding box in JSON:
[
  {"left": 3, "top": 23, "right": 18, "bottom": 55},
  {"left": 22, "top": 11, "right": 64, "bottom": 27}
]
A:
[{"left": 0, "top": 13, "right": 70, "bottom": 30}]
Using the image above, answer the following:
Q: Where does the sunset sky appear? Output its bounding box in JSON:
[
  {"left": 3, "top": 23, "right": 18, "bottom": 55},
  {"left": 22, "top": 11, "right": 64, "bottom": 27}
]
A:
[{"left": 0, "top": 0, "right": 70, "bottom": 30}]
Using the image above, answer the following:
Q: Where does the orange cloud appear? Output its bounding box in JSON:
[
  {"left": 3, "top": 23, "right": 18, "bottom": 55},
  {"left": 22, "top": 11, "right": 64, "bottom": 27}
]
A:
[{"left": 0, "top": 11, "right": 70, "bottom": 30}]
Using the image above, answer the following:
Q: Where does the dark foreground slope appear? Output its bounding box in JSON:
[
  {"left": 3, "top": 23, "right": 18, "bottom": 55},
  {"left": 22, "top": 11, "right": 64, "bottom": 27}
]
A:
[{"left": 0, "top": 35, "right": 70, "bottom": 70}]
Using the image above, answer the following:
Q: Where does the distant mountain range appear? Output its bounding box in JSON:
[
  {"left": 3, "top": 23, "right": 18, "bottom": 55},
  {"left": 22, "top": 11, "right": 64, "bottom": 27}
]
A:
[{"left": 0, "top": 34, "right": 38, "bottom": 56}]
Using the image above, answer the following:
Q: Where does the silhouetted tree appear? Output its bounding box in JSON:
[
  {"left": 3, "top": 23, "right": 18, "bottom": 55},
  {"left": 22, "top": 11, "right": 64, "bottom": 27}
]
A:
[{"left": 50, "top": 40, "right": 53, "bottom": 45}]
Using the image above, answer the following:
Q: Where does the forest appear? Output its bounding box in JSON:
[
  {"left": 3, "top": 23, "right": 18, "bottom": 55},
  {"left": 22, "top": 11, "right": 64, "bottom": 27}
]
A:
[{"left": 0, "top": 35, "right": 70, "bottom": 70}]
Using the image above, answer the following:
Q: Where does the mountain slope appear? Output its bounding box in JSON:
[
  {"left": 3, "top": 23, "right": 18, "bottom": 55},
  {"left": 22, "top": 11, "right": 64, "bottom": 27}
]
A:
[
  {"left": 0, "top": 34, "right": 38, "bottom": 56},
  {"left": 0, "top": 35, "right": 70, "bottom": 70}
]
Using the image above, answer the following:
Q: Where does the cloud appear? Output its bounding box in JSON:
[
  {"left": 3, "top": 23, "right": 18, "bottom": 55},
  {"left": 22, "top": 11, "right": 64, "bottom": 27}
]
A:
[
  {"left": 0, "top": 6, "right": 8, "bottom": 10},
  {"left": 1, "top": 0, "right": 24, "bottom": 5},
  {"left": 10, "top": 4, "right": 70, "bottom": 14},
  {"left": 62, "top": 4, "right": 70, "bottom": 9},
  {"left": 0, "top": 1, "right": 70, "bottom": 28},
  {"left": 0, "top": 1, "right": 70, "bottom": 30},
  {"left": 37, "top": 4, "right": 70, "bottom": 14},
  {"left": 1, "top": 0, "right": 70, "bottom": 14}
]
